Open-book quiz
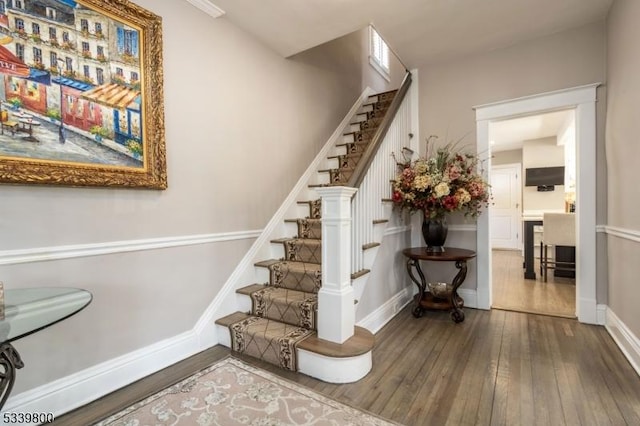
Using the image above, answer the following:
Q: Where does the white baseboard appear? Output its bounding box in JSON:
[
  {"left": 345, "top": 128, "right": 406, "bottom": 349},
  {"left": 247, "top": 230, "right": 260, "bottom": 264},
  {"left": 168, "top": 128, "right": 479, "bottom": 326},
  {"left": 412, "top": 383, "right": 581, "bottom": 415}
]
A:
[
  {"left": 458, "top": 288, "right": 478, "bottom": 309},
  {"left": 597, "top": 303, "right": 607, "bottom": 325},
  {"left": 357, "top": 287, "right": 414, "bottom": 334},
  {"left": 604, "top": 306, "right": 640, "bottom": 377},
  {"left": 5, "top": 331, "right": 202, "bottom": 418}
]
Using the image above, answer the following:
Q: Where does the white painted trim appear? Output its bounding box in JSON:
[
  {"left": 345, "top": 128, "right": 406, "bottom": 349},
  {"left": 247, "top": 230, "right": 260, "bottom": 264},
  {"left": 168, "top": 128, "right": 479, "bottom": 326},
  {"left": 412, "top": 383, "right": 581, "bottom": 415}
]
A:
[
  {"left": 597, "top": 304, "right": 607, "bottom": 326},
  {"left": 604, "top": 225, "right": 640, "bottom": 243},
  {"left": 369, "top": 56, "right": 391, "bottom": 82},
  {"left": 193, "top": 88, "right": 375, "bottom": 339},
  {"left": 605, "top": 306, "right": 640, "bottom": 377},
  {"left": 458, "top": 288, "right": 478, "bottom": 309},
  {"left": 474, "top": 83, "right": 601, "bottom": 120},
  {"left": 5, "top": 331, "right": 201, "bottom": 416},
  {"left": 0, "top": 230, "right": 261, "bottom": 266},
  {"left": 357, "top": 287, "right": 414, "bottom": 333},
  {"left": 297, "top": 348, "right": 372, "bottom": 384},
  {"left": 184, "top": 0, "right": 225, "bottom": 18},
  {"left": 475, "top": 84, "right": 600, "bottom": 324}
]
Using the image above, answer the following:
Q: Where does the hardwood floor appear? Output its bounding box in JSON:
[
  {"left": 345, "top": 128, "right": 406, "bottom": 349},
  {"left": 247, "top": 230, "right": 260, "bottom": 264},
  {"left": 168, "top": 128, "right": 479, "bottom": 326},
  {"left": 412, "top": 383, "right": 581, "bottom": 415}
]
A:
[
  {"left": 56, "top": 307, "right": 640, "bottom": 426},
  {"left": 492, "top": 249, "right": 576, "bottom": 318}
]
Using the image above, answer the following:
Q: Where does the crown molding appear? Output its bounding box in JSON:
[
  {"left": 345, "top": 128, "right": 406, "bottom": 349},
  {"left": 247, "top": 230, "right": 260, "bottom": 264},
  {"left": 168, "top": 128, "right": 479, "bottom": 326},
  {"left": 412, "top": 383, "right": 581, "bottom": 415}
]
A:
[{"left": 185, "top": 0, "right": 225, "bottom": 18}]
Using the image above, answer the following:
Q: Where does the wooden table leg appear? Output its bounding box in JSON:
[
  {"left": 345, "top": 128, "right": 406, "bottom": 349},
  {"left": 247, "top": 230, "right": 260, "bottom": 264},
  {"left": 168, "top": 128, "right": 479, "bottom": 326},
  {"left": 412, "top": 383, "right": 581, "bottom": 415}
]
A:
[
  {"left": 449, "top": 260, "right": 468, "bottom": 323},
  {"left": 406, "top": 258, "right": 426, "bottom": 318}
]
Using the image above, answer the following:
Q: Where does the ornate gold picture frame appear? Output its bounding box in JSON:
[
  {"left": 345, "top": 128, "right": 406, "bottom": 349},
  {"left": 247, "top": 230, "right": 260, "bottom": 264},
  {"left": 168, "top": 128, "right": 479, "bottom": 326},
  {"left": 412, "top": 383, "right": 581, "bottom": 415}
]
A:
[{"left": 0, "top": 0, "right": 166, "bottom": 189}]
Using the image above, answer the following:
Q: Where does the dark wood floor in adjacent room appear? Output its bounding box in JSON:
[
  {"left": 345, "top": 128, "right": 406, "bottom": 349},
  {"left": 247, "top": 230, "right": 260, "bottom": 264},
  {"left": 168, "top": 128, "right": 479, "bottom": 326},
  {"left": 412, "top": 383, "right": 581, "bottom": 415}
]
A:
[{"left": 57, "top": 306, "right": 640, "bottom": 426}]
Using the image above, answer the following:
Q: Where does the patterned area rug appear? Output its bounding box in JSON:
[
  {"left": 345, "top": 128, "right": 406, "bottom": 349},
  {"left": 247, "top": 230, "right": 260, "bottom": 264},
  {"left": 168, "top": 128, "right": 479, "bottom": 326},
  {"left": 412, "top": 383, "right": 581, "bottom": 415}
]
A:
[{"left": 94, "top": 357, "right": 397, "bottom": 426}]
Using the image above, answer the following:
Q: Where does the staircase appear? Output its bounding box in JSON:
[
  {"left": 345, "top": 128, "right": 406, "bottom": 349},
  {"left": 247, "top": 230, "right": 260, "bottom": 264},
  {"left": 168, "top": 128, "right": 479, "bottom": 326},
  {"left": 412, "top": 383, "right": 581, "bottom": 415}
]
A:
[{"left": 214, "top": 81, "right": 413, "bottom": 382}]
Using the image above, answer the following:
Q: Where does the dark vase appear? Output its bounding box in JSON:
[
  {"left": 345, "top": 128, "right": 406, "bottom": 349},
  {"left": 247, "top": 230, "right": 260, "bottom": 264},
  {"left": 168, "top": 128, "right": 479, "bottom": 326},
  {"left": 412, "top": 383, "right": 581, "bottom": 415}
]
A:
[{"left": 422, "top": 217, "right": 448, "bottom": 252}]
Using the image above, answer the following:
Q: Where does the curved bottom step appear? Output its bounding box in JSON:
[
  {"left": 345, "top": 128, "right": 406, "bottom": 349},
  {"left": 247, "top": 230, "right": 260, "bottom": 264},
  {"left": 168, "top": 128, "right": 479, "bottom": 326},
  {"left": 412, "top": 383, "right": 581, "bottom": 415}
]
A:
[{"left": 215, "top": 320, "right": 374, "bottom": 383}]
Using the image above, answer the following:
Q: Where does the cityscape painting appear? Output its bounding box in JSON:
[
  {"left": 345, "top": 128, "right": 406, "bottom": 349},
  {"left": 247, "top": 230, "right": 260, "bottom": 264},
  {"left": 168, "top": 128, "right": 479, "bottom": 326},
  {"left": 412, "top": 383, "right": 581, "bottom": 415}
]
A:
[{"left": 0, "top": 0, "right": 166, "bottom": 189}]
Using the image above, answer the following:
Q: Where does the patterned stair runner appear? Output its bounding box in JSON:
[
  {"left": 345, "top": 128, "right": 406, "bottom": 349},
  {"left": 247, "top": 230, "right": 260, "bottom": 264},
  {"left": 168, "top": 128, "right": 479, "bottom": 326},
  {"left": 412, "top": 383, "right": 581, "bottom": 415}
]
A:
[{"left": 215, "top": 89, "right": 396, "bottom": 371}]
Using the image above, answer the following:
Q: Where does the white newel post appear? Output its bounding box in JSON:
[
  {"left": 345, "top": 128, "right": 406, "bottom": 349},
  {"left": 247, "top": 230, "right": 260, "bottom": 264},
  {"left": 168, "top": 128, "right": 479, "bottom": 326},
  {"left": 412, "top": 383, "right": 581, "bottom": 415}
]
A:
[{"left": 315, "top": 186, "right": 357, "bottom": 344}]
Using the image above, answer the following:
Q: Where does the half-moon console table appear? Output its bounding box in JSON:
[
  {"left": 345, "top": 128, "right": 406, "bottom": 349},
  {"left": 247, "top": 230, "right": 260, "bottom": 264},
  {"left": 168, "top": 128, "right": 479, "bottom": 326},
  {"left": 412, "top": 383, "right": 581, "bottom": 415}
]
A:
[{"left": 402, "top": 247, "right": 476, "bottom": 323}]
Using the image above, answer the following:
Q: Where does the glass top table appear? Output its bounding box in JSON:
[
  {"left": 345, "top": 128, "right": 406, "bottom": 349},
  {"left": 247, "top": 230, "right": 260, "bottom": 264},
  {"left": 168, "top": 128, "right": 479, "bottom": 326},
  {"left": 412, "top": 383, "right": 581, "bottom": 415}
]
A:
[{"left": 0, "top": 287, "right": 92, "bottom": 410}]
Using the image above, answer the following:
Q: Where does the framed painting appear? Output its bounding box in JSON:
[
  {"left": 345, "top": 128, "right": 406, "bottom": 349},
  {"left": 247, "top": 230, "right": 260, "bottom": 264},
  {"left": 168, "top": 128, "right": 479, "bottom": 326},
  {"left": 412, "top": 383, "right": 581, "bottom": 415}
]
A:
[{"left": 0, "top": 0, "right": 166, "bottom": 189}]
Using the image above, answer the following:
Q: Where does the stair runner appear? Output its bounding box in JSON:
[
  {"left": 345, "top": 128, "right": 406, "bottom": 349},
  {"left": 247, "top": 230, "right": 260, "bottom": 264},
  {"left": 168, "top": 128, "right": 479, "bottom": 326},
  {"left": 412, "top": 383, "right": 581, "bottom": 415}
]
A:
[{"left": 215, "top": 90, "right": 397, "bottom": 371}]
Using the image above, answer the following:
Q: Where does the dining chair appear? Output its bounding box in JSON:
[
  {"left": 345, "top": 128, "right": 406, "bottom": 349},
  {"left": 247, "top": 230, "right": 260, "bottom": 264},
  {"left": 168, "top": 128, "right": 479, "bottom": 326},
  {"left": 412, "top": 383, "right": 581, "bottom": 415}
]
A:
[{"left": 540, "top": 213, "right": 576, "bottom": 282}]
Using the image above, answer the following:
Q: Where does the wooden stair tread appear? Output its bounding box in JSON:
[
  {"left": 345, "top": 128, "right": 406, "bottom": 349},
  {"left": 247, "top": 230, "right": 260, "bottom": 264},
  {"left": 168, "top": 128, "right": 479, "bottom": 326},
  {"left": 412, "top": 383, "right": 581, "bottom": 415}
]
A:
[
  {"left": 237, "top": 283, "right": 317, "bottom": 298},
  {"left": 215, "top": 311, "right": 250, "bottom": 327},
  {"left": 236, "top": 283, "right": 266, "bottom": 295},
  {"left": 351, "top": 269, "right": 370, "bottom": 280},
  {"left": 336, "top": 141, "right": 369, "bottom": 147},
  {"left": 297, "top": 326, "right": 375, "bottom": 358},
  {"left": 308, "top": 183, "right": 344, "bottom": 188},
  {"left": 271, "top": 237, "right": 321, "bottom": 244},
  {"left": 255, "top": 259, "right": 321, "bottom": 272},
  {"left": 284, "top": 218, "right": 321, "bottom": 223},
  {"left": 362, "top": 242, "right": 381, "bottom": 250},
  {"left": 318, "top": 167, "right": 356, "bottom": 173},
  {"left": 327, "top": 153, "right": 363, "bottom": 159}
]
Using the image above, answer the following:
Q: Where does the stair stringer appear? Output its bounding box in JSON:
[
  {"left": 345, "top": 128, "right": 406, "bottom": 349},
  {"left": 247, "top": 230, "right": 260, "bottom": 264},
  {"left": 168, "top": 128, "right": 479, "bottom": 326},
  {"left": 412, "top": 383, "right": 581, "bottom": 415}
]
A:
[{"left": 197, "top": 87, "right": 377, "bottom": 381}]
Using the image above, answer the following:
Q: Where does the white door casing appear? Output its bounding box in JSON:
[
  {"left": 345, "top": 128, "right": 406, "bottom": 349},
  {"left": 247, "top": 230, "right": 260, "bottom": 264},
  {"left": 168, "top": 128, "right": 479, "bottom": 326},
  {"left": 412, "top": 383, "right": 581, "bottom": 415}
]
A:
[
  {"left": 490, "top": 163, "right": 521, "bottom": 250},
  {"left": 474, "top": 84, "right": 599, "bottom": 324}
]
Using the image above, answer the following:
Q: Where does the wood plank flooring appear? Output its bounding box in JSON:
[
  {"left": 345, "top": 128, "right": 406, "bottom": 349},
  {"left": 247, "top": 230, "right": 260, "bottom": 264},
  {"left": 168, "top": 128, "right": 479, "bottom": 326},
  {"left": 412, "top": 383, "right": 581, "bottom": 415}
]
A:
[
  {"left": 56, "top": 306, "right": 640, "bottom": 426},
  {"left": 492, "top": 249, "right": 576, "bottom": 318}
]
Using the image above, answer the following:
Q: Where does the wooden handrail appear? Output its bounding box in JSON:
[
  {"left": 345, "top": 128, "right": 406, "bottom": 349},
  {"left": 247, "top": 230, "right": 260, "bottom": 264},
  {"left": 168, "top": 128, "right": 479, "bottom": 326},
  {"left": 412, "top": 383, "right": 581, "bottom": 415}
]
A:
[{"left": 347, "top": 71, "right": 412, "bottom": 190}]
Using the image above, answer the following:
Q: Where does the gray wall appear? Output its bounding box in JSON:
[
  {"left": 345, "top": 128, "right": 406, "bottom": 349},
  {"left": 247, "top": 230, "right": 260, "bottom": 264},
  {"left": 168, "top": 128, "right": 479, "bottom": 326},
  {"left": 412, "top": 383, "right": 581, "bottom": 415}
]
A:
[
  {"left": 605, "top": 0, "right": 640, "bottom": 337},
  {"left": 417, "top": 21, "right": 608, "bottom": 297},
  {"left": 292, "top": 26, "right": 407, "bottom": 94},
  {"left": 0, "top": 1, "right": 369, "bottom": 395}
]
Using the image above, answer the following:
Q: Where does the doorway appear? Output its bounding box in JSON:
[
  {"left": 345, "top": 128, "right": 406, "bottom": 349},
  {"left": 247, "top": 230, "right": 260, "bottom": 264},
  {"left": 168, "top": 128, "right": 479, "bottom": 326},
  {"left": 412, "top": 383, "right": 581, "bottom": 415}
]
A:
[
  {"left": 488, "top": 110, "right": 577, "bottom": 318},
  {"left": 474, "top": 84, "right": 599, "bottom": 324}
]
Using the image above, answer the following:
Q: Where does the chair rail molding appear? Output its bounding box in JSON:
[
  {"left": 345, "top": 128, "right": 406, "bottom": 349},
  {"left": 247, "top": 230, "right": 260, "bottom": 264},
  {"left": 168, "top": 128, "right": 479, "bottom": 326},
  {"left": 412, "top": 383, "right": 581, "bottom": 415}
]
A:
[
  {"left": 0, "top": 230, "right": 261, "bottom": 266},
  {"left": 604, "top": 225, "right": 640, "bottom": 243}
]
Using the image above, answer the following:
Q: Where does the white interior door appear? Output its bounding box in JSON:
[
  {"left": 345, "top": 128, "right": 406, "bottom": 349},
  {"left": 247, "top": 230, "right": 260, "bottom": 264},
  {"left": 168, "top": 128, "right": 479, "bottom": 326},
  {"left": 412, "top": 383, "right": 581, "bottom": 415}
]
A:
[{"left": 490, "top": 164, "right": 521, "bottom": 249}]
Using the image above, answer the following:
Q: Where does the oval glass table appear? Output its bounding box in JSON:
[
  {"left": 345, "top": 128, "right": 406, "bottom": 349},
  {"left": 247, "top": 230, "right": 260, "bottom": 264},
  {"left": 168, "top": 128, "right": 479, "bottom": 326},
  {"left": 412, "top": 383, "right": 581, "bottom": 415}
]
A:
[{"left": 0, "top": 287, "right": 92, "bottom": 409}]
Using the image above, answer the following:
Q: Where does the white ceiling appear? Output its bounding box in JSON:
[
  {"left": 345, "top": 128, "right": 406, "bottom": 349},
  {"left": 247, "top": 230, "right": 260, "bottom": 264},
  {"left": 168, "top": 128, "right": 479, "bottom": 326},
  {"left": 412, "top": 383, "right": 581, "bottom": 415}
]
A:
[
  {"left": 489, "top": 109, "right": 574, "bottom": 152},
  {"left": 205, "top": 0, "right": 612, "bottom": 67}
]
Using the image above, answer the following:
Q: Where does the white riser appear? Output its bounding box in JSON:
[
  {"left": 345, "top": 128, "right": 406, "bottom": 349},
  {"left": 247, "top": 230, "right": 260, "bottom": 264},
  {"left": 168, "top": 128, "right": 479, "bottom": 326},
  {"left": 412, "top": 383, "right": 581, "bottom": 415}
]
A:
[
  {"left": 342, "top": 133, "right": 355, "bottom": 143},
  {"left": 352, "top": 113, "right": 367, "bottom": 123}
]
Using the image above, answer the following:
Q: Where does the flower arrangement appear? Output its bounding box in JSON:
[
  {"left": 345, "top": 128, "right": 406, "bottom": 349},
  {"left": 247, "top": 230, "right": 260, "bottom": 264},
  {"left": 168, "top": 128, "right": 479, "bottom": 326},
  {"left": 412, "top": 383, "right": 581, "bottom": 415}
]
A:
[{"left": 392, "top": 136, "right": 490, "bottom": 219}]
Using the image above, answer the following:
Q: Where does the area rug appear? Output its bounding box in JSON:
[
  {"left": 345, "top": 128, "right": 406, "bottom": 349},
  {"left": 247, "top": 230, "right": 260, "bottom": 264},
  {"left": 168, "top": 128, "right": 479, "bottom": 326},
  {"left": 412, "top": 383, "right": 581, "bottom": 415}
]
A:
[{"left": 93, "top": 357, "right": 397, "bottom": 426}]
